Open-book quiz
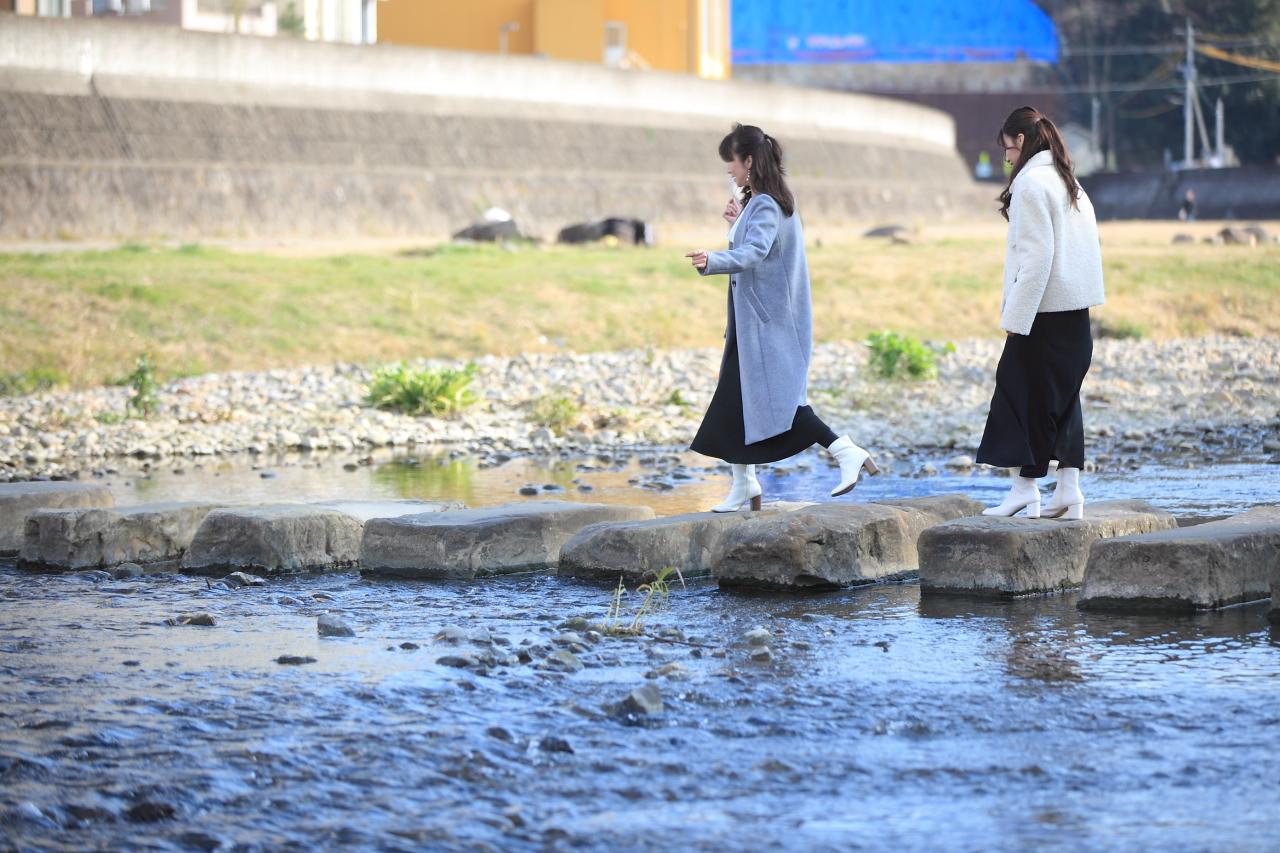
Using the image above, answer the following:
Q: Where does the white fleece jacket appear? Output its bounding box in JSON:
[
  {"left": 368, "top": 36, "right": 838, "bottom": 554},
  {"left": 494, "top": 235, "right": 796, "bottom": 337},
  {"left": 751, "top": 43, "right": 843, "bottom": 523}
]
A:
[{"left": 1001, "top": 150, "right": 1106, "bottom": 335}]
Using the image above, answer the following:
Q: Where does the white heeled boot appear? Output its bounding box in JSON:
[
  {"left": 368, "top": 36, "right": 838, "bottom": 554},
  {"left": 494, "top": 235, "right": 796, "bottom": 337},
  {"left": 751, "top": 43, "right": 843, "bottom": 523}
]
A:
[
  {"left": 711, "top": 463, "right": 762, "bottom": 513},
  {"left": 983, "top": 472, "right": 1042, "bottom": 518},
  {"left": 1042, "top": 466, "right": 1084, "bottom": 520},
  {"left": 827, "top": 436, "right": 879, "bottom": 497}
]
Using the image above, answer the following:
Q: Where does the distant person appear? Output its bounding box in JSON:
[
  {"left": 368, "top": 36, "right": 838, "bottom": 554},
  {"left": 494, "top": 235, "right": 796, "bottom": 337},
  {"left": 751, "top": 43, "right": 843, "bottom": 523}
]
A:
[
  {"left": 975, "top": 150, "right": 994, "bottom": 180},
  {"left": 1179, "top": 189, "right": 1197, "bottom": 222},
  {"left": 685, "top": 123, "right": 878, "bottom": 512},
  {"left": 977, "top": 107, "right": 1105, "bottom": 520}
]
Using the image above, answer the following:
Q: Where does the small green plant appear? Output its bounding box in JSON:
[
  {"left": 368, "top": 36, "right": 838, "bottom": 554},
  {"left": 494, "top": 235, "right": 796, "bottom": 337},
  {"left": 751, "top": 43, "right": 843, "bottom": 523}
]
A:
[
  {"left": 866, "top": 330, "right": 953, "bottom": 380},
  {"left": 529, "top": 393, "right": 581, "bottom": 436},
  {"left": 366, "top": 362, "right": 478, "bottom": 416},
  {"left": 663, "top": 388, "right": 690, "bottom": 408},
  {"left": 94, "top": 411, "right": 126, "bottom": 425},
  {"left": 277, "top": 0, "right": 304, "bottom": 35},
  {"left": 602, "top": 567, "right": 684, "bottom": 636},
  {"left": 125, "top": 353, "right": 160, "bottom": 418}
]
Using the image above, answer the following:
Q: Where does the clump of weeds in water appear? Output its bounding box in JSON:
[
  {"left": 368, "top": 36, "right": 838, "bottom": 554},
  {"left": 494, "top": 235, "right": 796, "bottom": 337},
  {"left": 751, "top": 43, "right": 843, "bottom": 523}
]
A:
[{"left": 602, "top": 567, "right": 685, "bottom": 637}]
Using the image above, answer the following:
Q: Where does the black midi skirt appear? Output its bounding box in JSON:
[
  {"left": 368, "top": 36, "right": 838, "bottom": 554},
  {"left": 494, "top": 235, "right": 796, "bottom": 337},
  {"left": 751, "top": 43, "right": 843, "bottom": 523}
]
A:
[
  {"left": 976, "top": 308, "right": 1092, "bottom": 479},
  {"left": 690, "top": 289, "right": 837, "bottom": 464}
]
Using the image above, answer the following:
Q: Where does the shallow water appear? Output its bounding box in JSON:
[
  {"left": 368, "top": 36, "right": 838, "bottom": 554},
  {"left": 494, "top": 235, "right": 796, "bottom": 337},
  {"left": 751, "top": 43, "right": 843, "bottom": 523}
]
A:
[
  {"left": 2, "top": 455, "right": 1279, "bottom": 850},
  {"left": 104, "top": 448, "right": 1280, "bottom": 519}
]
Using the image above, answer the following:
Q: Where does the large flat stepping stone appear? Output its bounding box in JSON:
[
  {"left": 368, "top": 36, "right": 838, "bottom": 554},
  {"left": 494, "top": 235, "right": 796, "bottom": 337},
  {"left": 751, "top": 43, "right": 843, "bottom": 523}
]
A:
[
  {"left": 1080, "top": 505, "right": 1280, "bottom": 614},
  {"left": 182, "top": 504, "right": 364, "bottom": 575},
  {"left": 19, "top": 501, "right": 223, "bottom": 571},
  {"left": 0, "top": 481, "right": 115, "bottom": 555},
  {"left": 558, "top": 508, "right": 778, "bottom": 583},
  {"left": 711, "top": 494, "right": 983, "bottom": 590},
  {"left": 919, "top": 499, "right": 1175, "bottom": 598},
  {"left": 362, "top": 500, "right": 654, "bottom": 579}
]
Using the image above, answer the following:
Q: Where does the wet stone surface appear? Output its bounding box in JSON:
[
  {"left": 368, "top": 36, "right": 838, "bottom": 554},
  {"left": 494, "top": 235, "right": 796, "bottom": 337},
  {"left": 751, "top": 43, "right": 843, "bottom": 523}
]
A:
[{"left": 1, "top": 558, "right": 1278, "bottom": 850}]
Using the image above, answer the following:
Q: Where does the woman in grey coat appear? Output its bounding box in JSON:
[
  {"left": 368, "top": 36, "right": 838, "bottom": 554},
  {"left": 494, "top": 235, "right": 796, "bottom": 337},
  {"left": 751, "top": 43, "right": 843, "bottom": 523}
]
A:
[{"left": 686, "top": 124, "right": 878, "bottom": 512}]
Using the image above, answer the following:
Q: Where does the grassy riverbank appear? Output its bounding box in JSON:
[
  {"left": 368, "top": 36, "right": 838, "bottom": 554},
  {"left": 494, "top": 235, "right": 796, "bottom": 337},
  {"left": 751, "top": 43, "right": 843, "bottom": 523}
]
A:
[{"left": 3, "top": 221, "right": 1277, "bottom": 391}]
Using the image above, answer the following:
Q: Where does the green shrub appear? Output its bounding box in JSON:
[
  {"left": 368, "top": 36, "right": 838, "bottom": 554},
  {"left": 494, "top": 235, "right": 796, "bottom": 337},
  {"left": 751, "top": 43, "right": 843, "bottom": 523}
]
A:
[
  {"left": 529, "top": 394, "right": 582, "bottom": 436},
  {"left": 866, "top": 330, "right": 953, "bottom": 380},
  {"left": 125, "top": 353, "right": 161, "bottom": 418},
  {"left": 366, "top": 362, "right": 478, "bottom": 416}
]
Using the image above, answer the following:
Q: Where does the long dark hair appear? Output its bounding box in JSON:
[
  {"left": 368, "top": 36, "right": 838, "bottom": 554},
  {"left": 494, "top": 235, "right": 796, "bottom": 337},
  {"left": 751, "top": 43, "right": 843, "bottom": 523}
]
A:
[
  {"left": 719, "top": 123, "right": 795, "bottom": 217},
  {"left": 996, "top": 106, "right": 1080, "bottom": 221}
]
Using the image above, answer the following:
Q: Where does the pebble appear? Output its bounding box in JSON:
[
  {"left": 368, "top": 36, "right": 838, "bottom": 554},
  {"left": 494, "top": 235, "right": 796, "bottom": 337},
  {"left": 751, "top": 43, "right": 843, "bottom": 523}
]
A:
[
  {"left": 607, "top": 684, "right": 665, "bottom": 716},
  {"left": 750, "top": 646, "right": 775, "bottom": 663},
  {"left": 541, "top": 649, "right": 584, "bottom": 673},
  {"left": 743, "top": 627, "right": 772, "bottom": 646},
  {"left": 113, "top": 562, "right": 144, "bottom": 579},
  {"left": 275, "top": 655, "right": 316, "bottom": 665},
  {"left": 317, "top": 614, "right": 356, "bottom": 638},
  {"left": 166, "top": 613, "right": 216, "bottom": 627}
]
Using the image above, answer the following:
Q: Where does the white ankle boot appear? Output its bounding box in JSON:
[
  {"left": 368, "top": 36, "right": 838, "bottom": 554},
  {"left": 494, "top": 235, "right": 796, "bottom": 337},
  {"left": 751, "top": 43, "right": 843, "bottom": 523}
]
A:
[
  {"left": 827, "top": 435, "right": 879, "bottom": 497},
  {"left": 983, "top": 473, "right": 1042, "bottom": 518},
  {"left": 1042, "top": 467, "right": 1084, "bottom": 520},
  {"left": 711, "top": 463, "right": 762, "bottom": 513}
]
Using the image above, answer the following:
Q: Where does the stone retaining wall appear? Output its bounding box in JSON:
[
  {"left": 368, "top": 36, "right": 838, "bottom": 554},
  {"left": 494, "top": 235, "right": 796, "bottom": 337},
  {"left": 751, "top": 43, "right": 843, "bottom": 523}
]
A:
[{"left": 0, "top": 16, "right": 989, "bottom": 240}]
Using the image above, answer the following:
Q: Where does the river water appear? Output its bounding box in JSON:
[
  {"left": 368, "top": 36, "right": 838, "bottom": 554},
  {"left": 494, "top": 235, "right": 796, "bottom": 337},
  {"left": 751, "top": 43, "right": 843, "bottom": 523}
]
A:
[{"left": 2, "top": 452, "right": 1278, "bottom": 850}]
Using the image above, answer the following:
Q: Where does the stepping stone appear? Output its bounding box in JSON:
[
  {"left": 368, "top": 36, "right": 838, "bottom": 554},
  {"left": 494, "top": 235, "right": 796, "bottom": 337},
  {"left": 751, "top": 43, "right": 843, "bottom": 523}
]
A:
[
  {"left": 182, "top": 504, "right": 363, "bottom": 575},
  {"left": 558, "top": 502, "right": 813, "bottom": 582},
  {"left": 1080, "top": 505, "right": 1280, "bottom": 614},
  {"left": 711, "top": 494, "right": 983, "bottom": 590},
  {"left": 19, "top": 501, "right": 223, "bottom": 571},
  {"left": 311, "top": 499, "right": 462, "bottom": 522},
  {"left": 362, "top": 500, "right": 654, "bottom": 579},
  {"left": 918, "top": 500, "right": 1175, "bottom": 598},
  {"left": 0, "top": 482, "right": 114, "bottom": 555}
]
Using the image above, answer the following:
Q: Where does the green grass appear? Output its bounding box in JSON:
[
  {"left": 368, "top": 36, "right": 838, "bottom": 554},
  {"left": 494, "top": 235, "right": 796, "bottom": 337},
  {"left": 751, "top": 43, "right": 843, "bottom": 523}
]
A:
[{"left": 1, "top": 228, "right": 1277, "bottom": 392}]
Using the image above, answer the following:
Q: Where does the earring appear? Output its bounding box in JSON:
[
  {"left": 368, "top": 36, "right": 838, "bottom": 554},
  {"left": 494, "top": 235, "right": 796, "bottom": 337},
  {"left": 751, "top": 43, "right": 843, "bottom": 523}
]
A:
[{"left": 747, "top": 169, "right": 751, "bottom": 183}]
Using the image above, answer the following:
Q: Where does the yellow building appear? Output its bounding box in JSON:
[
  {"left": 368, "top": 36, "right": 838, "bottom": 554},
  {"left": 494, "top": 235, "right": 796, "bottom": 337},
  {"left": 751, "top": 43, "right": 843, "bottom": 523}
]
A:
[{"left": 378, "top": 0, "right": 730, "bottom": 79}]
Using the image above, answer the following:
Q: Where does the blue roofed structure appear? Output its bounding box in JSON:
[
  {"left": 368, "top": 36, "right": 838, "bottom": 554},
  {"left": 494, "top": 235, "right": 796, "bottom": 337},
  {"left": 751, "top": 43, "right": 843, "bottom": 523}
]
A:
[{"left": 732, "top": 0, "right": 1059, "bottom": 66}]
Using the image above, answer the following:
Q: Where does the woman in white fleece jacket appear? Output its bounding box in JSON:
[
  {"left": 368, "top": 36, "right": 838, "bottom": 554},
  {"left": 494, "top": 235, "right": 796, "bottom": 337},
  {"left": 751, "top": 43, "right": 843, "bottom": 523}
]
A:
[{"left": 977, "top": 107, "right": 1105, "bottom": 520}]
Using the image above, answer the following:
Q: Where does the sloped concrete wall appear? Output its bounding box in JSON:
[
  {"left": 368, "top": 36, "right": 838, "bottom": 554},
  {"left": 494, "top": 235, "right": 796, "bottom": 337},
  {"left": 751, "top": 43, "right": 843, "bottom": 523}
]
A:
[{"left": 0, "top": 15, "right": 991, "bottom": 240}]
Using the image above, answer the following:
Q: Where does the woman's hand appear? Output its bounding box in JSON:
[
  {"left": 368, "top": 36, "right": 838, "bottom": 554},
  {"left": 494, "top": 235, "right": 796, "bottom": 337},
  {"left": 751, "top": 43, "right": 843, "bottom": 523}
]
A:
[
  {"left": 723, "top": 197, "right": 741, "bottom": 224},
  {"left": 685, "top": 250, "right": 709, "bottom": 271}
]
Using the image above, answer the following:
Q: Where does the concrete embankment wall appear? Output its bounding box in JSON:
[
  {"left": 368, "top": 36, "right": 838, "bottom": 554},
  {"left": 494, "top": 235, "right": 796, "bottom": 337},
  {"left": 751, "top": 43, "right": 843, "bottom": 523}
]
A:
[
  {"left": 1082, "top": 166, "right": 1280, "bottom": 222},
  {"left": 0, "top": 16, "right": 991, "bottom": 241}
]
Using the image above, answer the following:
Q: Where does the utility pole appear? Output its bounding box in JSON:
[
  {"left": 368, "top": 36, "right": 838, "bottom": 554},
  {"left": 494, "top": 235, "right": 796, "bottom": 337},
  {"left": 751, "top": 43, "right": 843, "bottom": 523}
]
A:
[
  {"left": 1215, "top": 97, "right": 1225, "bottom": 165},
  {"left": 1182, "top": 17, "right": 1195, "bottom": 168}
]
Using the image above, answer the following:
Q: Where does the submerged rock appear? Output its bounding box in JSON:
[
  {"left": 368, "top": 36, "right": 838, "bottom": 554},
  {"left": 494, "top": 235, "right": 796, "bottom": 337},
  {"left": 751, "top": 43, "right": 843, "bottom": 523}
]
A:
[
  {"left": 607, "top": 684, "right": 664, "bottom": 716},
  {"left": 317, "top": 614, "right": 356, "bottom": 638}
]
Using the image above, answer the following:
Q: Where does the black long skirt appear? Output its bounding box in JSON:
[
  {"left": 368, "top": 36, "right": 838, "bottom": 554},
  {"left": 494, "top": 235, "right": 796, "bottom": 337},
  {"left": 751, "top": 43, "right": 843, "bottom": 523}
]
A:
[
  {"left": 690, "top": 289, "right": 837, "bottom": 464},
  {"left": 976, "top": 308, "right": 1092, "bottom": 479}
]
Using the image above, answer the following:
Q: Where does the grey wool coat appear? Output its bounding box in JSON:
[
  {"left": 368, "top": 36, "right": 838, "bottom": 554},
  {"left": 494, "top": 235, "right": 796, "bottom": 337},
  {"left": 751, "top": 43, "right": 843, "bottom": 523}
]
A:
[{"left": 701, "top": 193, "right": 813, "bottom": 445}]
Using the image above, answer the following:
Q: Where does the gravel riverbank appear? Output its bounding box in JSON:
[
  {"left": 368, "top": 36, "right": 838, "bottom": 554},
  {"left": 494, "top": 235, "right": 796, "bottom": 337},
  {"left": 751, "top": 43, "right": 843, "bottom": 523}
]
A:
[{"left": 2, "top": 336, "right": 1278, "bottom": 482}]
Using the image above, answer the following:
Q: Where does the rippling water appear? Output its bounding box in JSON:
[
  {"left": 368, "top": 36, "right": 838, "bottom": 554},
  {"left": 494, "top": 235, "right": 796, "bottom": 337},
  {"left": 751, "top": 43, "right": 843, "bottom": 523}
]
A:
[{"left": 2, "top": 454, "right": 1279, "bottom": 850}]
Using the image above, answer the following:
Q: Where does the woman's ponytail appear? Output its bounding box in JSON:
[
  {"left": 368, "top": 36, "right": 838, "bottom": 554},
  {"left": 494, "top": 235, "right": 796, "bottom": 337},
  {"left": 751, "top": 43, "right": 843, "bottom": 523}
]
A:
[{"left": 996, "top": 107, "right": 1080, "bottom": 220}]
